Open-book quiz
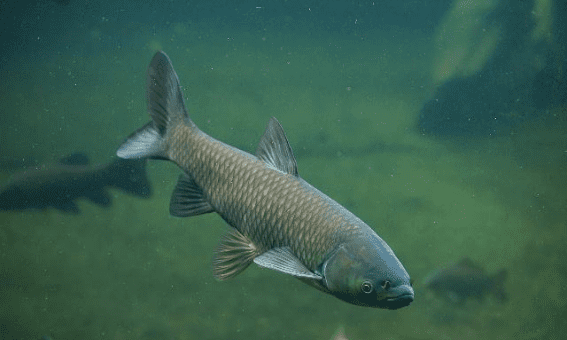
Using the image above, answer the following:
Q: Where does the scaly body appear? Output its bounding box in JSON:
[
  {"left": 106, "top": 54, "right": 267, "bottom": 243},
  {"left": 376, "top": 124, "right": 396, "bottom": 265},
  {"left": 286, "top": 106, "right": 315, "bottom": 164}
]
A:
[{"left": 169, "top": 122, "right": 363, "bottom": 271}]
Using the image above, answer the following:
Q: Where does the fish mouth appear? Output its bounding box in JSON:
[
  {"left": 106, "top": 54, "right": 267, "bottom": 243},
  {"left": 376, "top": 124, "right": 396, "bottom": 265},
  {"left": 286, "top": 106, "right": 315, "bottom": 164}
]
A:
[
  {"left": 382, "top": 293, "right": 414, "bottom": 310},
  {"left": 381, "top": 284, "right": 415, "bottom": 310}
]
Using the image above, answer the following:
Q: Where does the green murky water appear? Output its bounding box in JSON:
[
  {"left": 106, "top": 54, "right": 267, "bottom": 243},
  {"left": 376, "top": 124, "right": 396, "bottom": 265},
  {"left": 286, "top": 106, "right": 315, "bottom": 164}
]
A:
[{"left": 1, "top": 2, "right": 565, "bottom": 339}]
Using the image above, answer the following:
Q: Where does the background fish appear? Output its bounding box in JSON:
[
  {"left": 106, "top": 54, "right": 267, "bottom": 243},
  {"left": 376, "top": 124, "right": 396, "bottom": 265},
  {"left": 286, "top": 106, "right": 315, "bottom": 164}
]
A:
[
  {"left": 423, "top": 257, "right": 507, "bottom": 304},
  {"left": 116, "top": 51, "right": 414, "bottom": 309},
  {"left": 0, "top": 153, "right": 152, "bottom": 213},
  {"left": 0, "top": 153, "right": 38, "bottom": 172}
]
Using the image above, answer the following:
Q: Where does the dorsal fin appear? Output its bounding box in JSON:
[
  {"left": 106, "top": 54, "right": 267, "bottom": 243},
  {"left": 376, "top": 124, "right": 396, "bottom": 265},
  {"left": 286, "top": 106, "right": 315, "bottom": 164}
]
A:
[{"left": 255, "top": 117, "right": 298, "bottom": 176}]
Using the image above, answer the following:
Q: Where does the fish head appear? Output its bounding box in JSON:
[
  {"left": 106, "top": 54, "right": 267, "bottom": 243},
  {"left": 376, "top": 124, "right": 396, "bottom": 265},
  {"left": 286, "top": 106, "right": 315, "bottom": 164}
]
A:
[{"left": 321, "top": 232, "right": 414, "bottom": 309}]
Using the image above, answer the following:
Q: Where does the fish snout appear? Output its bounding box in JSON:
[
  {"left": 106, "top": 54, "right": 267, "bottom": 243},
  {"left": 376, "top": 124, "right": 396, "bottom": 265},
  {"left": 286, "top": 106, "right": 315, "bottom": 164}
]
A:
[{"left": 384, "top": 284, "right": 414, "bottom": 310}]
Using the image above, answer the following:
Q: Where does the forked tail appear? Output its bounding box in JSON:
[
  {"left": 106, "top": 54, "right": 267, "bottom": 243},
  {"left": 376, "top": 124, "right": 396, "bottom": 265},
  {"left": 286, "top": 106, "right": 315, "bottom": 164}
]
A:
[{"left": 117, "top": 51, "right": 195, "bottom": 160}]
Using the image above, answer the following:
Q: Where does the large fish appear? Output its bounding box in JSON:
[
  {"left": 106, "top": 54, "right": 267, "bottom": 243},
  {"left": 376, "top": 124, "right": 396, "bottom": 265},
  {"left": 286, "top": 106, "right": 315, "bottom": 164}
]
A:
[
  {"left": 117, "top": 51, "right": 414, "bottom": 309},
  {"left": 423, "top": 257, "right": 507, "bottom": 304},
  {"left": 0, "top": 153, "right": 151, "bottom": 213}
]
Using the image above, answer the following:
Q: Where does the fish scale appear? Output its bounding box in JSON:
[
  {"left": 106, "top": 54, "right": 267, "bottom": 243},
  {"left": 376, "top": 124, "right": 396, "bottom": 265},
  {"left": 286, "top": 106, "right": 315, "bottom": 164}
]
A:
[
  {"left": 116, "top": 51, "right": 414, "bottom": 309},
  {"left": 171, "top": 128, "right": 342, "bottom": 270}
]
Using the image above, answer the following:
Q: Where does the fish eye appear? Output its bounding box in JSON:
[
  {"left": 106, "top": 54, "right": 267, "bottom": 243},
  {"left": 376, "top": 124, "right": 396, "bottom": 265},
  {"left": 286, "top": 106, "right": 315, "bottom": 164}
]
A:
[
  {"left": 361, "top": 281, "right": 373, "bottom": 294},
  {"left": 381, "top": 280, "right": 391, "bottom": 290}
]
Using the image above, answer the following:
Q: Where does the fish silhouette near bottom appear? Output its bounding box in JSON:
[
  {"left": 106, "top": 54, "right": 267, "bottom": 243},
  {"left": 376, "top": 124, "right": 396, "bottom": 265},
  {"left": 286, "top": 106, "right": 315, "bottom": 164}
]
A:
[
  {"left": 117, "top": 51, "right": 414, "bottom": 309},
  {"left": 0, "top": 153, "right": 151, "bottom": 213},
  {"left": 423, "top": 257, "right": 508, "bottom": 305}
]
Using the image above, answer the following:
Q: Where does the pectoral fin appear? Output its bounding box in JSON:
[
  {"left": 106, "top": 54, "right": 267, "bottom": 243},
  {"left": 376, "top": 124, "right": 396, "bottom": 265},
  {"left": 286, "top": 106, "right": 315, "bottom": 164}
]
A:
[{"left": 254, "top": 247, "right": 322, "bottom": 279}]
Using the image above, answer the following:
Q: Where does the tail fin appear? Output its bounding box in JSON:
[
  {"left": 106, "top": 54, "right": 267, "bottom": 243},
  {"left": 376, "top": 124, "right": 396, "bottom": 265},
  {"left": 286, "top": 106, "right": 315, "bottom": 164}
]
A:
[
  {"left": 107, "top": 158, "right": 152, "bottom": 198},
  {"left": 492, "top": 269, "right": 508, "bottom": 303},
  {"left": 117, "top": 51, "right": 194, "bottom": 160}
]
